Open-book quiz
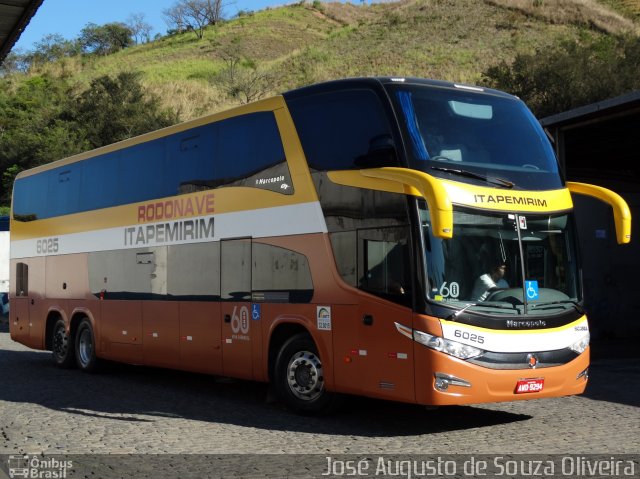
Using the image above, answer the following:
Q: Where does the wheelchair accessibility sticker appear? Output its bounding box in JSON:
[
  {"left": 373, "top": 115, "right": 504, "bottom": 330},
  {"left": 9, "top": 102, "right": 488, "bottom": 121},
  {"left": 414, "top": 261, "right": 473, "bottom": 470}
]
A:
[
  {"left": 525, "top": 280, "right": 539, "bottom": 300},
  {"left": 251, "top": 304, "right": 261, "bottom": 321}
]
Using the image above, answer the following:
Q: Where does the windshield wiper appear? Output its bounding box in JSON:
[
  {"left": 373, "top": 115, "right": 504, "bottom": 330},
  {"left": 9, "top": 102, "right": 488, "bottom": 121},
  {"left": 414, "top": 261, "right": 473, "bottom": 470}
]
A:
[
  {"left": 529, "top": 300, "right": 584, "bottom": 313},
  {"left": 448, "top": 303, "right": 475, "bottom": 320},
  {"left": 430, "top": 165, "right": 515, "bottom": 189},
  {"left": 447, "top": 301, "right": 517, "bottom": 320}
]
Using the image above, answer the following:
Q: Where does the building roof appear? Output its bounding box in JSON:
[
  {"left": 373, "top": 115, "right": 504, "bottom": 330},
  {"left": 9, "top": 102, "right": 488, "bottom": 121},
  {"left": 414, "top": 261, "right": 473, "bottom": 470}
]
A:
[
  {"left": 541, "top": 90, "right": 640, "bottom": 129},
  {"left": 0, "top": 0, "right": 44, "bottom": 64},
  {"left": 541, "top": 90, "right": 640, "bottom": 184}
]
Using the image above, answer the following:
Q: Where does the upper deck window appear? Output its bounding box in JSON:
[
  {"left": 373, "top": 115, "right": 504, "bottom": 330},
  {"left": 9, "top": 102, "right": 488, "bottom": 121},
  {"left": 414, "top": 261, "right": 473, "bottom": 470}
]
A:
[
  {"left": 13, "top": 111, "right": 291, "bottom": 221},
  {"left": 387, "top": 84, "right": 563, "bottom": 191},
  {"left": 287, "top": 89, "right": 398, "bottom": 171}
]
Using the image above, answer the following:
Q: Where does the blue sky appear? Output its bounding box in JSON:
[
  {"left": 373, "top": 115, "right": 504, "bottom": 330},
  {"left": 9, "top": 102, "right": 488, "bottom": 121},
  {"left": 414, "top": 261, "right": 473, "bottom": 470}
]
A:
[{"left": 14, "top": 0, "right": 297, "bottom": 51}]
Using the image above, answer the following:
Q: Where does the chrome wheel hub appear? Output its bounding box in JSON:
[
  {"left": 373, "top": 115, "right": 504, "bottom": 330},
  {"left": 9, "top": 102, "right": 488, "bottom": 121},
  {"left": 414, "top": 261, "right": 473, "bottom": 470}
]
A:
[
  {"left": 287, "top": 351, "right": 324, "bottom": 401},
  {"left": 78, "top": 329, "right": 92, "bottom": 367}
]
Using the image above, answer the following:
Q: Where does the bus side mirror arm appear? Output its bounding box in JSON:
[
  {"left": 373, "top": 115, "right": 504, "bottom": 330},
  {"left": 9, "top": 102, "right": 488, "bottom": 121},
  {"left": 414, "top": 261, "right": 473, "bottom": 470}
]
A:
[
  {"left": 361, "top": 168, "right": 454, "bottom": 239},
  {"left": 327, "top": 167, "right": 454, "bottom": 239},
  {"left": 566, "top": 181, "right": 632, "bottom": 244}
]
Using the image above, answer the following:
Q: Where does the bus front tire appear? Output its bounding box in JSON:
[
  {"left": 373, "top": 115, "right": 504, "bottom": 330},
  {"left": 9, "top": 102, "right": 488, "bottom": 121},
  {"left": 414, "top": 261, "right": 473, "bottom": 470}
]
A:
[
  {"left": 75, "top": 319, "right": 99, "bottom": 372},
  {"left": 274, "top": 333, "right": 333, "bottom": 414},
  {"left": 51, "top": 319, "right": 75, "bottom": 368}
]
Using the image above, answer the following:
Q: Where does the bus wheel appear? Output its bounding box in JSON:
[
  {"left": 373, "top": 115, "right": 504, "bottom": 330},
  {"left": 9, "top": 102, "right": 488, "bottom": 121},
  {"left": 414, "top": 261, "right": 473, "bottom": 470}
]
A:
[
  {"left": 274, "top": 333, "right": 332, "bottom": 414},
  {"left": 51, "top": 319, "right": 75, "bottom": 368},
  {"left": 75, "top": 319, "right": 99, "bottom": 372}
]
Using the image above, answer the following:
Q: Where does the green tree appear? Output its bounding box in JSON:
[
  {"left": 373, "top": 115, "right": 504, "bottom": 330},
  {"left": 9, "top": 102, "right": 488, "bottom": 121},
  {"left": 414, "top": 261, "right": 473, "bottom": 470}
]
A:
[
  {"left": 0, "top": 51, "right": 30, "bottom": 75},
  {"left": 2, "top": 165, "right": 22, "bottom": 205},
  {"left": 482, "top": 36, "right": 640, "bottom": 117},
  {"left": 27, "top": 33, "right": 81, "bottom": 66},
  {"left": 0, "top": 74, "right": 88, "bottom": 204},
  {"left": 70, "top": 71, "right": 179, "bottom": 148},
  {"left": 0, "top": 72, "right": 179, "bottom": 207},
  {"left": 0, "top": 75, "right": 86, "bottom": 165},
  {"left": 79, "top": 22, "right": 134, "bottom": 55}
]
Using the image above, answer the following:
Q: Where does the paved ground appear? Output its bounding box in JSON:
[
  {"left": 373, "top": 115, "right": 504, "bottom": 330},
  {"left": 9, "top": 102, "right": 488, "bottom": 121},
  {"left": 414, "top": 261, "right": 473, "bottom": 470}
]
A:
[{"left": 0, "top": 319, "right": 638, "bottom": 477}]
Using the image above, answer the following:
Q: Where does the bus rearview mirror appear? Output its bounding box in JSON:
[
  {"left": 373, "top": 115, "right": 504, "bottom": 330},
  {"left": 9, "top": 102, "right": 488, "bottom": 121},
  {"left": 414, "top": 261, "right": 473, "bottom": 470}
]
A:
[{"left": 567, "top": 181, "right": 632, "bottom": 245}]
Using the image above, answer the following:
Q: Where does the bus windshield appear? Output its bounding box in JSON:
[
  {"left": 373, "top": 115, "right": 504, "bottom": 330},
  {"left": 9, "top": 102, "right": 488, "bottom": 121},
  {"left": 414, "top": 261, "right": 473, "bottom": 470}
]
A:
[
  {"left": 387, "top": 83, "right": 562, "bottom": 191},
  {"left": 420, "top": 202, "right": 582, "bottom": 316}
]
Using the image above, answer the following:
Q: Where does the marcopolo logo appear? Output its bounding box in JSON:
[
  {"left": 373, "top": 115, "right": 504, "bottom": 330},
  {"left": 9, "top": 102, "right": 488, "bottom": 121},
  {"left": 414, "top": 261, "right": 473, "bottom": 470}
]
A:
[
  {"left": 255, "top": 175, "right": 285, "bottom": 186},
  {"left": 7, "top": 455, "right": 72, "bottom": 479}
]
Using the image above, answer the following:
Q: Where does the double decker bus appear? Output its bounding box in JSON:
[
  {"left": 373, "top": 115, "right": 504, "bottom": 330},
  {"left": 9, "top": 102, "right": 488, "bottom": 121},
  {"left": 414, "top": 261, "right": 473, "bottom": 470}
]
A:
[{"left": 9, "top": 77, "right": 631, "bottom": 413}]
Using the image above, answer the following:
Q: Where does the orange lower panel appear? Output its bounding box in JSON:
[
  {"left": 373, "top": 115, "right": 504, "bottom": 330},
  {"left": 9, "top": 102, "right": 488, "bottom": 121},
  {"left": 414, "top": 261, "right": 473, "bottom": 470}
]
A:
[{"left": 415, "top": 346, "right": 590, "bottom": 406}]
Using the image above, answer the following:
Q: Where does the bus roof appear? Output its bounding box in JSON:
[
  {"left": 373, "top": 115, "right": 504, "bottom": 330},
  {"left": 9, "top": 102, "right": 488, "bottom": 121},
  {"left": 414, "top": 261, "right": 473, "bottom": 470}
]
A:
[
  {"left": 283, "top": 77, "right": 516, "bottom": 101},
  {"left": 14, "top": 77, "right": 516, "bottom": 181}
]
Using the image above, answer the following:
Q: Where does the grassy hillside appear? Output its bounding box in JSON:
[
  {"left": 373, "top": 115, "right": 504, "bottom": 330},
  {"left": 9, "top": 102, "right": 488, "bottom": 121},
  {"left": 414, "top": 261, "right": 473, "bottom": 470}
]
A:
[
  {"left": 600, "top": 0, "right": 640, "bottom": 18},
  {"left": 15, "top": 0, "right": 640, "bottom": 120}
]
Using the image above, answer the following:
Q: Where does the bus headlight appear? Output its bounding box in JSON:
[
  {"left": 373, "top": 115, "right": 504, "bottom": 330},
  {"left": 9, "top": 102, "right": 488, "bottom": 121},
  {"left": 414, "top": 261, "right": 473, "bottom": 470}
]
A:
[
  {"left": 413, "top": 329, "right": 484, "bottom": 360},
  {"left": 570, "top": 333, "right": 590, "bottom": 354}
]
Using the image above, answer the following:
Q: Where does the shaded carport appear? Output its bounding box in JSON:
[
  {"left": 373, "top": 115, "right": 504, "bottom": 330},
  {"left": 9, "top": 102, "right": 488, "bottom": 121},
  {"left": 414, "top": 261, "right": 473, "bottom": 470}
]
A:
[
  {"left": 0, "top": 0, "right": 44, "bottom": 63},
  {"left": 542, "top": 91, "right": 640, "bottom": 344}
]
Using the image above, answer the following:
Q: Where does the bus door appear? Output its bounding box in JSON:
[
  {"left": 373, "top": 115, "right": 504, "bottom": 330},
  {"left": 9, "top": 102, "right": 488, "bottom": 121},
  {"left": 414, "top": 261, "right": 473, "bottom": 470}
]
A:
[
  {"left": 11, "top": 262, "right": 31, "bottom": 346},
  {"left": 220, "top": 238, "right": 254, "bottom": 380},
  {"left": 355, "top": 227, "right": 415, "bottom": 402}
]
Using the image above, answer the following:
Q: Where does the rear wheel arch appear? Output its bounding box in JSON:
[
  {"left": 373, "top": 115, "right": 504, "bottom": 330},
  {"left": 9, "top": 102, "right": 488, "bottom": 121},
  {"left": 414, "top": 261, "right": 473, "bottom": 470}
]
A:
[{"left": 69, "top": 313, "right": 85, "bottom": 341}]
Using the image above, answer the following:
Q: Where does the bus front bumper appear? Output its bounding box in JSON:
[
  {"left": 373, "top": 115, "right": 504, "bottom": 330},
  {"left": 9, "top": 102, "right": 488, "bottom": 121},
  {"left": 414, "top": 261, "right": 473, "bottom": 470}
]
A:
[{"left": 414, "top": 346, "right": 590, "bottom": 406}]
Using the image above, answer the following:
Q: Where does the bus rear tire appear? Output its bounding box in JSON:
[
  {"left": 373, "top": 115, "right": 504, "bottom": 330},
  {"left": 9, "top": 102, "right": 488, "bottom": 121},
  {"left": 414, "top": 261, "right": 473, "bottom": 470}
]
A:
[
  {"left": 75, "top": 319, "right": 99, "bottom": 372},
  {"left": 274, "top": 333, "right": 333, "bottom": 414},
  {"left": 51, "top": 318, "right": 75, "bottom": 368}
]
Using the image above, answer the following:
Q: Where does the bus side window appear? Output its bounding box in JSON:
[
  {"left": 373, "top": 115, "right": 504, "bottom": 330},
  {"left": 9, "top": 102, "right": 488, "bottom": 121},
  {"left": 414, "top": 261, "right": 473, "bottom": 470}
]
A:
[
  {"left": 221, "top": 239, "right": 252, "bottom": 301},
  {"left": 16, "top": 262, "right": 28, "bottom": 296},
  {"left": 318, "top": 176, "right": 412, "bottom": 306},
  {"left": 357, "top": 227, "right": 411, "bottom": 305},
  {"left": 215, "top": 113, "right": 293, "bottom": 194},
  {"left": 252, "top": 243, "right": 314, "bottom": 303}
]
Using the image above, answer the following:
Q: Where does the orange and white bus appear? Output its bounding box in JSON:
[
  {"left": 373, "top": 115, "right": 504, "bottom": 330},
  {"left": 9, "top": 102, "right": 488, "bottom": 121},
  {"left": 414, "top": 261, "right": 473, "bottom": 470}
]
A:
[{"left": 9, "top": 77, "right": 631, "bottom": 413}]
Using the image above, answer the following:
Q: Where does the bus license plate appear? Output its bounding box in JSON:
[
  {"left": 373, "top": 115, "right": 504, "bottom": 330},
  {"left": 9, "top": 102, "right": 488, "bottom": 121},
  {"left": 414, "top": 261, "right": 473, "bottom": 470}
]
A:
[{"left": 515, "top": 378, "right": 544, "bottom": 394}]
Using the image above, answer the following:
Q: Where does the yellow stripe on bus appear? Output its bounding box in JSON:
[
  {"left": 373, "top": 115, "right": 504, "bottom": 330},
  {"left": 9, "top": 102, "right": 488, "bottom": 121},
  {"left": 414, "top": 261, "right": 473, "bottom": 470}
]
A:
[
  {"left": 329, "top": 169, "right": 574, "bottom": 213},
  {"left": 10, "top": 186, "right": 318, "bottom": 240},
  {"left": 440, "top": 180, "right": 574, "bottom": 212},
  {"left": 440, "top": 315, "right": 587, "bottom": 334}
]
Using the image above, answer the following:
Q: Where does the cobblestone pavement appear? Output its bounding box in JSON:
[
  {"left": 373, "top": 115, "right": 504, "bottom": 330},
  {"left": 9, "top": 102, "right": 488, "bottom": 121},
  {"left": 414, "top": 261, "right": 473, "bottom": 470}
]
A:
[{"left": 0, "top": 321, "right": 638, "bottom": 477}]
